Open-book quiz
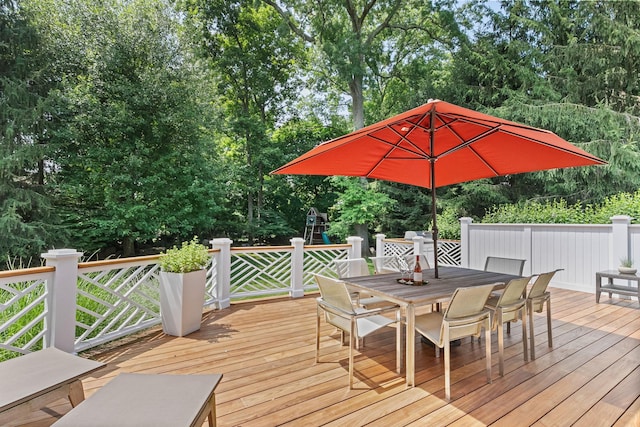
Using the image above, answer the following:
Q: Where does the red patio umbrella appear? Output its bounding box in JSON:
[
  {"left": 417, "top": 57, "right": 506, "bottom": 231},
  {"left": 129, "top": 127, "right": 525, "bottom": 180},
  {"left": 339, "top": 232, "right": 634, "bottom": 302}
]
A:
[{"left": 272, "top": 100, "right": 606, "bottom": 277}]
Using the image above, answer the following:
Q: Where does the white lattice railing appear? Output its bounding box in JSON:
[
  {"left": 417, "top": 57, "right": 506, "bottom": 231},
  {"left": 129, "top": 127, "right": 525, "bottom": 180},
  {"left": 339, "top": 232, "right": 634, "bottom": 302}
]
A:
[
  {"left": 0, "top": 238, "right": 359, "bottom": 359},
  {"left": 0, "top": 267, "right": 54, "bottom": 358},
  {"left": 302, "top": 245, "right": 350, "bottom": 289},
  {"left": 377, "top": 235, "right": 462, "bottom": 267},
  {"left": 229, "top": 247, "right": 293, "bottom": 298}
]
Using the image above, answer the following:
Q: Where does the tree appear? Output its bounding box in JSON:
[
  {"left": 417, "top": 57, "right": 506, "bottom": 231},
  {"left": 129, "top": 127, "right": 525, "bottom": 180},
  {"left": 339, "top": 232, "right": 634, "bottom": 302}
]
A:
[
  {"left": 0, "top": 0, "right": 60, "bottom": 264},
  {"left": 44, "top": 0, "right": 223, "bottom": 256},
  {"left": 261, "top": 0, "right": 463, "bottom": 253},
  {"left": 181, "top": 0, "right": 306, "bottom": 244}
]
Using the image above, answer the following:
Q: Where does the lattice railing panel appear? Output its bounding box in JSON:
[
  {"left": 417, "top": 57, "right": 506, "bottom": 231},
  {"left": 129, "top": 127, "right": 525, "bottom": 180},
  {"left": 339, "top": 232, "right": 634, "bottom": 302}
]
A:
[
  {"left": 0, "top": 272, "right": 52, "bottom": 360},
  {"left": 383, "top": 239, "right": 461, "bottom": 266},
  {"left": 383, "top": 241, "right": 413, "bottom": 259},
  {"left": 230, "top": 250, "right": 292, "bottom": 298},
  {"left": 439, "top": 240, "right": 461, "bottom": 266},
  {"left": 75, "top": 262, "right": 162, "bottom": 352},
  {"left": 303, "top": 247, "right": 350, "bottom": 289},
  {"left": 204, "top": 254, "right": 219, "bottom": 306}
]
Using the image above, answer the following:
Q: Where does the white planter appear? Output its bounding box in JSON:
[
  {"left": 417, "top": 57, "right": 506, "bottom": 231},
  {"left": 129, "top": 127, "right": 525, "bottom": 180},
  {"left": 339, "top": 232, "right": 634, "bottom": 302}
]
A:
[
  {"left": 159, "top": 269, "right": 206, "bottom": 336},
  {"left": 618, "top": 266, "right": 637, "bottom": 275}
]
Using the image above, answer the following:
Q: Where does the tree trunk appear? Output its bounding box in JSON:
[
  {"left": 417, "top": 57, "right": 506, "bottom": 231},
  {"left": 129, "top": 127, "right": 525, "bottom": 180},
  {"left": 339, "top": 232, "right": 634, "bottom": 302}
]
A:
[
  {"left": 350, "top": 74, "right": 369, "bottom": 257},
  {"left": 123, "top": 236, "right": 135, "bottom": 257}
]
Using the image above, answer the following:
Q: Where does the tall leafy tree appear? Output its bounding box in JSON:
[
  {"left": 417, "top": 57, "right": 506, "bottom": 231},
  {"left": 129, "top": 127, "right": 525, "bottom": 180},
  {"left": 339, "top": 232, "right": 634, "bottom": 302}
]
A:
[
  {"left": 0, "top": 0, "right": 59, "bottom": 263},
  {"left": 43, "top": 0, "right": 223, "bottom": 256},
  {"left": 181, "top": 0, "right": 306, "bottom": 244},
  {"left": 261, "top": 0, "right": 463, "bottom": 252}
]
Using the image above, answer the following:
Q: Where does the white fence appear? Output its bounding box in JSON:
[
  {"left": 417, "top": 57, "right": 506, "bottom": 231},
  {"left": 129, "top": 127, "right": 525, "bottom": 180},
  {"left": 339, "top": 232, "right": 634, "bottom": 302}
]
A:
[
  {"left": 460, "top": 215, "right": 637, "bottom": 294},
  {"left": 0, "top": 237, "right": 359, "bottom": 359},
  {"left": 2, "top": 217, "right": 635, "bottom": 360}
]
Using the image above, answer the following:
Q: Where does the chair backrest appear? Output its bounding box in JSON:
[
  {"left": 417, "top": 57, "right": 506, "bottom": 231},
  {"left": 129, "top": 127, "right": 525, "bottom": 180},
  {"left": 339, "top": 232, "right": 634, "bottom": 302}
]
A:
[
  {"left": 442, "top": 284, "right": 495, "bottom": 342},
  {"left": 527, "top": 270, "right": 560, "bottom": 311},
  {"left": 314, "top": 275, "right": 355, "bottom": 315},
  {"left": 370, "top": 256, "right": 401, "bottom": 274},
  {"left": 484, "top": 256, "right": 526, "bottom": 276},
  {"left": 404, "top": 254, "right": 430, "bottom": 270},
  {"left": 497, "top": 276, "right": 531, "bottom": 306},
  {"left": 333, "top": 258, "right": 369, "bottom": 279}
]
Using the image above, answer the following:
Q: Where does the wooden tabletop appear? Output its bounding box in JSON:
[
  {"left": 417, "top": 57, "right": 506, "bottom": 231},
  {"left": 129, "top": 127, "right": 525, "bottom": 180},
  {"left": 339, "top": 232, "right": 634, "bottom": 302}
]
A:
[{"left": 345, "top": 266, "right": 521, "bottom": 306}]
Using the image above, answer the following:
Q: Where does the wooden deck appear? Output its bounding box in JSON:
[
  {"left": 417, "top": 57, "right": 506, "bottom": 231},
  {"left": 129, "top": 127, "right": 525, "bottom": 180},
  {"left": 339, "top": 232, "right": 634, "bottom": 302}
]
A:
[{"left": 9, "top": 288, "right": 640, "bottom": 427}]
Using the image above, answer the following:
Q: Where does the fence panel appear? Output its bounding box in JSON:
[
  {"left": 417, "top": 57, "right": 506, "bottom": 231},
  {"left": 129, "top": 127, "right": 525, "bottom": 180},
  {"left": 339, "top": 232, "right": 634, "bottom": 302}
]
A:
[
  {"left": 75, "top": 259, "right": 163, "bottom": 352},
  {"left": 302, "top": 245, "right": 350, "bottom": 289},
  {"left": 230, "top": 247, "right": 293, "bottom": 299},
  {"left": 0, "top": 269, "right": 54, "bottom": 360}
]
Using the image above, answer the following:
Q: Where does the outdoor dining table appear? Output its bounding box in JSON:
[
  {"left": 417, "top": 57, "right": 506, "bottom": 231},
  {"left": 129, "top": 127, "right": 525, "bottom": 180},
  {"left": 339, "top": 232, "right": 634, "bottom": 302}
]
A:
[{"left": 344, "top": 266, "right": 521, "bottom": 387}]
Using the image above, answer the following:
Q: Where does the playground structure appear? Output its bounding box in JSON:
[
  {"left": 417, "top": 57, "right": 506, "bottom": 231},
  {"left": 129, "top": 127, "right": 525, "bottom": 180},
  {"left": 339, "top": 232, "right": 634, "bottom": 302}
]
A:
[{"left": 304, "top": 208, "right": 330, "bottom": 244}]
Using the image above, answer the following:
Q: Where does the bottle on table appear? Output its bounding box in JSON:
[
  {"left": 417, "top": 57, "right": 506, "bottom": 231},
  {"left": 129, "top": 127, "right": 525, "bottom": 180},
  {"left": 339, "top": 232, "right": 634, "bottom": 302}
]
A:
[{"left": 413, "top": 255, "right": 422, "bottom": 284}]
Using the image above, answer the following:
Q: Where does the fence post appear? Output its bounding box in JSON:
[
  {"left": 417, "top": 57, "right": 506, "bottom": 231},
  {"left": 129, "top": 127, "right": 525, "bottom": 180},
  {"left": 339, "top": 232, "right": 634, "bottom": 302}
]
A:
[
  {"left": 347, "top": 236, "right": 362, "bottom": 259},
  {"left": 41, "top": 249, "right": 82, "bottom": 353},
  {"left": 290, "top": 237, "right": 305, "bottom": 298},
  {"left": 375, "top": 234, "right": 386, "bottom": 257},
  {"left": 412, "top": 236, "right": 425, "bottom": 259},
  {"left": 211, "top": 238, "right": 232, "bottom": 309},
  {"left": 460, "top": 217, "right": 472, "bottom": 268},
  {"left": 611, "top": 215, "right": 632, "bottom": 268}
]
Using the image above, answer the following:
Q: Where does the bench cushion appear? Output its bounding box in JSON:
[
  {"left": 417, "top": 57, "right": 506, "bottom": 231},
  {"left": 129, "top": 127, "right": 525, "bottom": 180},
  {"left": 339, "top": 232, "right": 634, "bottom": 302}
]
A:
[
  {"left": 0, "top": 347, "right": 104, "bottom": 413},
  {"left": 52, "top": 373, "right": 223, "bottom": 427}
]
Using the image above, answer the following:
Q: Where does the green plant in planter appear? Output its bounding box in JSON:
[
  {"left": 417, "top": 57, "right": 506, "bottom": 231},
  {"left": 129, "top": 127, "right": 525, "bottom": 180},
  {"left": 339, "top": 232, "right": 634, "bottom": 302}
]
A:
[
  {"left": 159, "top": 237, "right": 210, "bottom": 273},
  {"left": 620, "top": 257, "right": 634, "bottom": 268}
]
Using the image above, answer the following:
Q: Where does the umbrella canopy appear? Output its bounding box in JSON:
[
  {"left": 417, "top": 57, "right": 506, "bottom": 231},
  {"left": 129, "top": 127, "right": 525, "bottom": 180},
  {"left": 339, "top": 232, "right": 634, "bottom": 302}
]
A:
[{"left": 272, "top": 99, "right": 606, "bottom": 276}]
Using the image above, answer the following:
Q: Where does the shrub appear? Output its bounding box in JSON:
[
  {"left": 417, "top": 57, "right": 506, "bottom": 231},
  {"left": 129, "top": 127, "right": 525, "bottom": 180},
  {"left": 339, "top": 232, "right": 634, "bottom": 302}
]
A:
[{"left": 158, "top": 237, "right": 210, "bottom": 273}]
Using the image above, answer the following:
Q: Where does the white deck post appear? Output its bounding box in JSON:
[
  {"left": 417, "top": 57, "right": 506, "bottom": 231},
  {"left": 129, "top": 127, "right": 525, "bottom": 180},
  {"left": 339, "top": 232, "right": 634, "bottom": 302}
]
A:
[
  {"left": 347, "top": 236, "right": 363, "bottom": 260},
  {"left": 210, "top": 238, "right": 232, "bottom": 309},
  {"left": 460, "top": 217, "right": 472, "bottom": 268},
  {"left": 412, "top": 236, "right": 425, "bottom": 258},
  {"left": 41, "top": 249, "right": 83, "bottom": 353},
  {"left": 375, "top": 234, "right": 386, "bottom": 257},
  {"left": 290, "top": 238, "right": 305, "bottom": 298},
  {"left": 611, "top": 215, "right": 632, "bottom": 269}
]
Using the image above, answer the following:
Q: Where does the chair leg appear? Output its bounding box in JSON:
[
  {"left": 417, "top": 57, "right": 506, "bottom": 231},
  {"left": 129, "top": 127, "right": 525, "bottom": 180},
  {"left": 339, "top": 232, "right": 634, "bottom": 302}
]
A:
[
  {"left": 396, "top": 312, "right": 402, "bottom": 373},
  {"left": 485, "top": 321, "right": 492, "bottom": 385},
  {"left": 497, "top": 319, "right": 505, "bottom": 377},
  {"left": 506, "top": 321, "right": 511, "bottom": 334},
  {"left": 521, "top": 307, "right": 528, "bottom": 363},
  {"left": 444, "top": 341, "right": 451, "bottom": 401},
  {"left": 315, "top": 310, "right": 321, "bottom": 363},
  {"left": 349, "top": 320, "right": 355, "bottom": 389},
  {"left": 546, "top": 299, "right": 553, "bottom": 348},
  {"left": 528, "top": 301, "right": 536, "bottom": 360}
]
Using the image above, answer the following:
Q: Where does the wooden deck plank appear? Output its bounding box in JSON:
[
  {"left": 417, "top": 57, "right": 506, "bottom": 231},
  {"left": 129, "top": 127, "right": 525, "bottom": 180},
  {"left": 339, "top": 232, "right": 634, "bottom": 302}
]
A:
[{"left": 7, "top": 288, "right": 640, "bottom": 427}]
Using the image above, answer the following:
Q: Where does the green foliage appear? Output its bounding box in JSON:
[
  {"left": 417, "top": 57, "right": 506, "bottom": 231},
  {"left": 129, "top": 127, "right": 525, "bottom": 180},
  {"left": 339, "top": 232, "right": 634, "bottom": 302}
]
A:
[
  {"left": 482, "top": 190, "right": 640, "bottom": 225},
  {"left": 158, "top": 237, "right": 210, "bottom": 273},
  {"left": 328, "top": 177, "right": 393, "bottom": 241},
  {"left": 0, "top": 1, "right": 61, "bottom": 264},
  {"left": 620, "top": 257, "right": 634, "bottom": 268}
]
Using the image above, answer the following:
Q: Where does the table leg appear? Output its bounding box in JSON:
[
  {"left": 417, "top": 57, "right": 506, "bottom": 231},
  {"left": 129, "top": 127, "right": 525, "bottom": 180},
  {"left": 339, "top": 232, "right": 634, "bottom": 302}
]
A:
[
  {"left": 406, "top": 304, "right": 415, "bottom": 387},
  {"left": 596, "top": 273, "right": 601, "bottom": 303}
]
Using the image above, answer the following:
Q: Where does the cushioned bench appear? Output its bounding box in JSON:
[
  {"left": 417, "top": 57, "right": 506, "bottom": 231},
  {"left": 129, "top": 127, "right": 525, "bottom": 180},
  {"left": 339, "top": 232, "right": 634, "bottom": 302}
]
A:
[
  {"left": 51, "top": 372, "right": 223, "bottom": 427},
  {"left": 0, "top": 347, "right": 105, "bottom": 424}
]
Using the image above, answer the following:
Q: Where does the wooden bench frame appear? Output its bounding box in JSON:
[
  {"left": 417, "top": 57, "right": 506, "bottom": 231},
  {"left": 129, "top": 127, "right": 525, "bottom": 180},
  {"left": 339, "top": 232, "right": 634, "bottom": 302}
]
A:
[{"left": 0, "top": 347, "right": 105, "bottom": 424}]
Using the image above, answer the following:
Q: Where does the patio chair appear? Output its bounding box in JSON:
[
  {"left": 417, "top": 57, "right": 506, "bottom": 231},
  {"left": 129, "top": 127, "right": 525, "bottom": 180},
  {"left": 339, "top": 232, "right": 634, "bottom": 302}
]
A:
[
  {"left": 414, "top": 283, "right": 495, "bottom": 400},
  {"left": 484, "top": 256, "right": 526, "bottom": 276},
  {"left": 333, "top": 258, "right": 395, "bottom": 310},
  {"left": 485, "top": 276, "right": 531, "bottom": 376},
  {"left": 527, "top": 269, "right": 561, "bottom": 360},
  {"left": 314, "top": 274, "right": 401, "bottom": 389},
  {"left": 369, "top": 255, "right": 402, "bottom": 274}
]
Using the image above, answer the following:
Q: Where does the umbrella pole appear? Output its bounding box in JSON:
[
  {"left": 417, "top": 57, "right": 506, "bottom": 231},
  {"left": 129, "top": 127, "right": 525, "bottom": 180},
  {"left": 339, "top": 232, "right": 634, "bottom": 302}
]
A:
[
  {"left": 429, "top": 104, "right": 439, "bottom": 278},
  {"left": 431, "top": 165, "right": 439, "bottom": 279}
]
